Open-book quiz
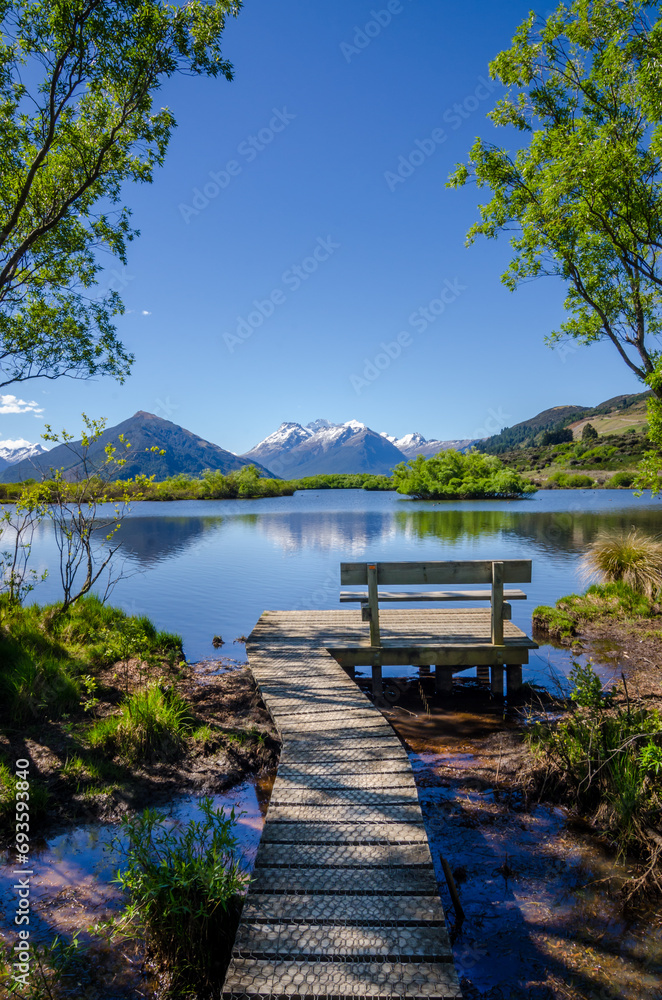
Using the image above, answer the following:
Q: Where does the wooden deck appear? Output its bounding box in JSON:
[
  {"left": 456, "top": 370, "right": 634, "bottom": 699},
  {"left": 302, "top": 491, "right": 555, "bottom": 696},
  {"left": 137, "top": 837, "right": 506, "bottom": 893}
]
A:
[{"left": 221, "top": 610, "right": 477, "bottom": 1000}]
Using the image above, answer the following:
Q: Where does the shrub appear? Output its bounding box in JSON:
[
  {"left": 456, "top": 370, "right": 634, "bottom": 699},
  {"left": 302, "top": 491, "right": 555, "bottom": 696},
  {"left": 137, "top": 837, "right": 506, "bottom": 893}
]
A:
[
  {"left": 609, "top": 470, "right": 635, "bottom": 488},
  {"left": 581, "top": 529, "right": 662, "bottom": 597},
  {"left": 529, "top": 664, "right": 662, "bottom": 861},
  {"left": 113, "top": 798, "right": 248, "bottom": 997},
  {"left": 392, "top": 449, "right": 536, "bottom": 499}
]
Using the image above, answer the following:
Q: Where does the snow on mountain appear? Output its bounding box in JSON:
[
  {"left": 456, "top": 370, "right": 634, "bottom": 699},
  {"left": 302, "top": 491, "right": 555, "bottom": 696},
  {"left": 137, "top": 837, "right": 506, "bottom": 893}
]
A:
[
  {"left": 380, "top": 431, "right": 477, "bottom": 458},
  {"left": 0, "top": 439, "right": 47, "bottom": 466},
  {"left": 243, "top": 419, "right": 405, "bottom": 478}
]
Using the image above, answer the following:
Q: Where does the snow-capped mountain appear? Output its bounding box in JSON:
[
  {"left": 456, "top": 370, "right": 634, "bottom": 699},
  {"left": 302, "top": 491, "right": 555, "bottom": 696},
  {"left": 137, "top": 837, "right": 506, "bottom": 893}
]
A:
[
  {"left": 380, "top": 431, "right": 476, "bottom": 458},
  {"left": 242, "top": 419, "right": 407, "bottom": 478},
  {"left": 0, "top": 438, "right": 47, "bottom": 472}
]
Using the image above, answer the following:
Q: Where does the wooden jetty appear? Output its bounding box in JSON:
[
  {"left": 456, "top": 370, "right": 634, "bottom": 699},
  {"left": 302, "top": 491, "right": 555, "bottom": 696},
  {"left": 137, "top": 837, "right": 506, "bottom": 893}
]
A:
[
  {"left": 222, "top": 610, "right": 468, "bottom": 1000},
  {"left": 222, "top": 580, "right": 537, "bottom": 999}
]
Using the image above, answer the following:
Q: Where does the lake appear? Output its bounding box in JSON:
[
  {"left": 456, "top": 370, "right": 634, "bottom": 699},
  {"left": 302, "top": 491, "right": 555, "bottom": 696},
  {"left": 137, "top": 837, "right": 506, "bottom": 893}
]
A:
[{"left": 22, "top": 488, "right": 662, "bottom": 683}]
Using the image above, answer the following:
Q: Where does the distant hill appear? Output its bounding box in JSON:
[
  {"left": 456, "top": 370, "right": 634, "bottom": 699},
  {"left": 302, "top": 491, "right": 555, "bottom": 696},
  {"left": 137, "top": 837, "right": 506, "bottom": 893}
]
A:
[
  {"left": 0, "top": 412, "right": 272, "bottom": 483},
  {"left": 380, "top": 431, "right": 476, "bottom": 458},
  {"left": 477, "top": 392, "right": 651, "bottom": 453}
]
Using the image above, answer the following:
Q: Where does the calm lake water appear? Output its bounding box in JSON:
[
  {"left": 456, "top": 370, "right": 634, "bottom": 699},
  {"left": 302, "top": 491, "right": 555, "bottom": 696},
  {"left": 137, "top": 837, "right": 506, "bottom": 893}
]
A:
[{"left": 23, "top": 488, "right": 662, "bottom": 683}]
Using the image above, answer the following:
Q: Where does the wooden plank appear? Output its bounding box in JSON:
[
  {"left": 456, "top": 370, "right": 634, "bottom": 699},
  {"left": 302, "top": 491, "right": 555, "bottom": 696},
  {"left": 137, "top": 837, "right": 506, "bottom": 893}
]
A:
[
  {"left": 340, "top": 559, "right": 531, "bottom": 585},
  {"left": 340, "top": 588, "right": 527, "bottom": 602},
  {"left": 329, "top": 645, "right": 531, "bottom": 666}
]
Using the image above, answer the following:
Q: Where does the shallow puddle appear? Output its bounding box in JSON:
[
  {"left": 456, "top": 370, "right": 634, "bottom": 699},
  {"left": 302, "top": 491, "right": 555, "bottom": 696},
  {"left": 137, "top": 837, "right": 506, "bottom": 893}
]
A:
[{"left": 0, "top": 778, "right": 272, "bottom": 995}]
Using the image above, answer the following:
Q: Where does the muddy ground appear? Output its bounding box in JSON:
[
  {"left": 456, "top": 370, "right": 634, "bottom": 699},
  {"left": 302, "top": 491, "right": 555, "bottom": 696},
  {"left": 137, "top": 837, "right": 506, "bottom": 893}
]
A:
[{"left": 0, "top": 658, "right": 280, "bottom": 839}]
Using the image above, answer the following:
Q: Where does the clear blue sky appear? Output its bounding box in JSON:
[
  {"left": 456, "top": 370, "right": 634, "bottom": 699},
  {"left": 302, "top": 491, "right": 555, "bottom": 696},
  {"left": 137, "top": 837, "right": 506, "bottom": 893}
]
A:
[{"left": 0, "top": 0, "right": 645, "bottom": 454}]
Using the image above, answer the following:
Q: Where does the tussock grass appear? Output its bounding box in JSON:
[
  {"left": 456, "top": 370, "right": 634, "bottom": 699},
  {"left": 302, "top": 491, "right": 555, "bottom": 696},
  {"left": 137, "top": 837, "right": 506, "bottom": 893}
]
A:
[
  {"left": 533, "top": 581, "right": 658, "bottom": 637},
  {"left": 581, "top": 528, "right": 662, "bottom": 597}
]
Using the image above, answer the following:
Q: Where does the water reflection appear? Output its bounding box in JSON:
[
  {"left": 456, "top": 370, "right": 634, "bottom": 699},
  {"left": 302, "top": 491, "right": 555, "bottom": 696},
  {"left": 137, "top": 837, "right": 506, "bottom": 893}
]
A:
[{"left": 116, "top": 515, "right": 224, "bottom": 565}]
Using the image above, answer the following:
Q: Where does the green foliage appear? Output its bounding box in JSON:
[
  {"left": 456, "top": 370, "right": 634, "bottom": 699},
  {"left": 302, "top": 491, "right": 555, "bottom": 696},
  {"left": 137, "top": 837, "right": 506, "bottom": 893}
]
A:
[
  {"left": 392, "top": 449, "right": 536, "bottom": 499},
  {"left": 291, "top": 473, "right": 393, "bottom": 491},
  {"left": 529, "top": 664, "right": 662, "bottom": 856},
  {"left": 450, "top": 2, "right": 662, "bottom": 426},
  {"left": 582, "top": 423, "right": 599, "bottom": 442},
  {"left": 87, "top": 683, "right": 195, "bottom": 763},
  {"left": 113, "top": 797, "right": 248, "bottom": 997},
  {"left": 581, "top": 528, "right": 662, "bottom": 597},
  {"left": 0, "top": 0, "right": 241, "bottom": 390},
  {"left": 4, "top": 932, "right": 86, "bottom": 999}
]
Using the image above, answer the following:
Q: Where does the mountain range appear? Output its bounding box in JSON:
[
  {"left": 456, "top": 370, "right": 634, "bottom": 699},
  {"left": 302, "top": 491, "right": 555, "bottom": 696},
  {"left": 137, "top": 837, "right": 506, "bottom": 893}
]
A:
[
  {"left": 0, "top": 439, "right": 47, "bottom": 473},
  {"left": 1, "top": 393, "right": 642, "bottom": 482},
  {"left": 0, "top": 412, "right": 271, "bottom": 483}
]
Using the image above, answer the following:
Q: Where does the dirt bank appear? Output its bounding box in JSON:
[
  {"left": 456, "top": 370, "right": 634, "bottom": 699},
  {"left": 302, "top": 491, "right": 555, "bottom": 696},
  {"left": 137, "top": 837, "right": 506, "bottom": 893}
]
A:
[{"left": 0, "top": 658, "right": 280, "bottom": 840}]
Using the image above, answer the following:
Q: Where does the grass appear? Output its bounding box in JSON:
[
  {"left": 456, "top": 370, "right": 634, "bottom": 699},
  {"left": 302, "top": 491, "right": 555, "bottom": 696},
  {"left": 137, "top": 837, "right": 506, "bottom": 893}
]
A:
[
  {"left": 533, "top": 581, "right": 659, "bottom": 637},
  {"left": 527, "top": 663, "right": 662, "bottom": 891},
  {"left": 87, "top": 684, "right": 196, "bottom": 764},
  {"left": 0, "top": 596, "right": 183, "bottom": 724},
  {"left": 112, "top": 797, "right": 248, "bottom": 998}
]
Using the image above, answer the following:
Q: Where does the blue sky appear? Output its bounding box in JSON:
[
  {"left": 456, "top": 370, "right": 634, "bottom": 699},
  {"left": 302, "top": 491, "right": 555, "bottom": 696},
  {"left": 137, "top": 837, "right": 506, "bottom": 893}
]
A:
[{"left": 1, "top": 0, "right": 645, "bottom": 454}]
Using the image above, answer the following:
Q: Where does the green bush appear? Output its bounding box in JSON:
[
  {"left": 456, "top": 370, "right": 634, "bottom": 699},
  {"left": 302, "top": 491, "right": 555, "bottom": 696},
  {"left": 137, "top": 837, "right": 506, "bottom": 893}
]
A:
[
  {"left": 113, "top": 798, "right": 248, "bottom": 998},
  {"left": 581, "top": 422, "right": 598, "bottom": 441},
  {"left": 392, "top": 450, "right": 536, "bottom": 499},
  {"left": 609, "top": 470, "right": 635, "bottom": 488}
]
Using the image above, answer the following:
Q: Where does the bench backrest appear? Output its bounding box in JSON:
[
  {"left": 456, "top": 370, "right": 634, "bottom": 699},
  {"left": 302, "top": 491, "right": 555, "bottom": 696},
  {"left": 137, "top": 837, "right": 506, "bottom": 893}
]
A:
[
  {"left": 340, "top": 560, "right": 531, "bottom": 586},
  {"left": 340, "top": 559, "right": 532, "bottom": 647}
]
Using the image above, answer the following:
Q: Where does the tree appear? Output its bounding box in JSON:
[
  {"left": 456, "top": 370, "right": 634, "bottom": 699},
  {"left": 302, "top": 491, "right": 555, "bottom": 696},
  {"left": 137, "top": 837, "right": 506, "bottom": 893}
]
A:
[
  {"left": 448, "top": 1, "right": 662, "bottom": 477},
  {"left": 0, "top": 0, "right": 240, "bottom": 389},
  {"left": 582, "top": 422, "right": 599, "bottom": 441}
]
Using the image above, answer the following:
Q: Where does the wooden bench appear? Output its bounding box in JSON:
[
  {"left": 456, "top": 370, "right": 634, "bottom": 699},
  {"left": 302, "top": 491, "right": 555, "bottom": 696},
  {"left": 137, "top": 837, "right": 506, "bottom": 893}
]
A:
[{"left": 337, "top": 559, "right": 536, "bottom": 698}]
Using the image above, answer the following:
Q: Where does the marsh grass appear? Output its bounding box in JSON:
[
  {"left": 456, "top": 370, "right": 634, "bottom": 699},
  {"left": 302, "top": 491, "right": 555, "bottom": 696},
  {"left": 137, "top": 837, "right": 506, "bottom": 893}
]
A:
[
  {"left": 0, "top": 760, "right": 49, "bottom": 830},
  {"left": 113, "top": 797, "right": 248, "bottom": 998},
  {"left": 533, "top": 580, "right": 657, "bottom": 637},
  {"left": 581, "top": 528, "right": 662, "bottom": 597}
]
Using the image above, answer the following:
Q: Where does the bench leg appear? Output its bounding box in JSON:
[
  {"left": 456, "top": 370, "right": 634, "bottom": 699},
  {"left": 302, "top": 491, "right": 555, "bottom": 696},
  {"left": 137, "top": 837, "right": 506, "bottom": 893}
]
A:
[
  {"left": 371, "top": 663, "right": 383, "bottom": 701},
  {"left": 435, "top": 665, "right": 453, "bottom": 694},
  {"left": 491, "top": 665, "right": 504, "bottom": 698},
  {"left": 506, "top": 664, "right": 522, "bottom": 697}
]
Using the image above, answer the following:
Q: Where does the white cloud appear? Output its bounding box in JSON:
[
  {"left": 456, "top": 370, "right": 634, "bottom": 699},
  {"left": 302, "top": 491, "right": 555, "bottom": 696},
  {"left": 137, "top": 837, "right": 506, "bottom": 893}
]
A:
[
  {"left": 0, "top": 394, "right": 44, "bottom": 415},
  {"left": 141, "top": 310, "right": 151, "bottom": 316},
  {"left": 0, "top": 437, "right": 33, "bottom": 448}
]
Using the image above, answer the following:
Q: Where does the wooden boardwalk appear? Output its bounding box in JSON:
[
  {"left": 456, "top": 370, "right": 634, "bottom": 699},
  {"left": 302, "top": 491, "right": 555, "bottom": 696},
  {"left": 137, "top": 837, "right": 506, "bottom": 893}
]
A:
[{"left": 221, "top": 611, "right": 466, "bottom": 1000}]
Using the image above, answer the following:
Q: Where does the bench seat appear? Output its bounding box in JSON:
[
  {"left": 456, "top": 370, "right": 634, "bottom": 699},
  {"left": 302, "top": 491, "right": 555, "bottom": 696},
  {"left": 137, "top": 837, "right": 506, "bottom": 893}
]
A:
[{"left": 340, "top": 589, "right": 527, "bottom": 602}]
